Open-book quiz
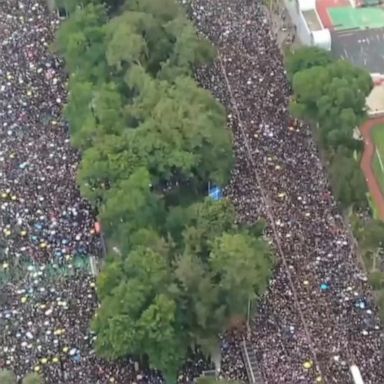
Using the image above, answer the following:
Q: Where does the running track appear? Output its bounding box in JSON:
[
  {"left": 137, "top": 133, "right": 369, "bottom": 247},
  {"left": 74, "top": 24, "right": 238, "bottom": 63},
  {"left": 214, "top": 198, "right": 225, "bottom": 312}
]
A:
[{"left": 360, "top": 117, "right": 384, "bottom": 220}]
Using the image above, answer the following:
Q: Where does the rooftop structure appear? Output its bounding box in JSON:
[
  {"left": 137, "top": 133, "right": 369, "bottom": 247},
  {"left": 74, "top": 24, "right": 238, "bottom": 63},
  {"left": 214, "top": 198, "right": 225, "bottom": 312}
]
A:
[{"left": 302, "top": 9, "right": 323, "bottom": 30}]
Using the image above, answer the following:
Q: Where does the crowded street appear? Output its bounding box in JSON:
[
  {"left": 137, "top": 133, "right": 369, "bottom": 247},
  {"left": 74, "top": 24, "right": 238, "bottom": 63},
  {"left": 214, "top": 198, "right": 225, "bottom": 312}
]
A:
[{"left": 0, "top": 0, "right": 383, "bottom": 383}]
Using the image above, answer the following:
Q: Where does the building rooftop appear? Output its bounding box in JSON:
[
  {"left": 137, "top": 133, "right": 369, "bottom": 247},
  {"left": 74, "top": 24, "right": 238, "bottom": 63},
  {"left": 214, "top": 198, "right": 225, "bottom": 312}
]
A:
[{"left": 302, "top": 9, "right": 323, "bottom": 30}]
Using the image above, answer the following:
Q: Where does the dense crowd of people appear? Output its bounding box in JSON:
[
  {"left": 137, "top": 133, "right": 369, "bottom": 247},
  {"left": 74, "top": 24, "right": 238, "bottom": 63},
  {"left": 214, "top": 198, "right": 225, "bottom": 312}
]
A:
[
  {"left": 0, "top": 0, "right": 383, "bottom": 383},
  {"left": 0, "top": 0, "right": 245, "bottom": 383},
  {"left": 187, "top": 0, "right": 384, "bottom": 382}
]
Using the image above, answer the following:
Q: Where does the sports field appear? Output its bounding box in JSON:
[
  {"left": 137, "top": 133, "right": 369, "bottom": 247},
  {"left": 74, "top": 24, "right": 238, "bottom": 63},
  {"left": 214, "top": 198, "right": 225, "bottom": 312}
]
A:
[
  {"left": 329, "top": 7, "right": 384, "bottom": 30},
  {"left": 371, "top": 124, "right": 384, "bottom": 195},
  {"left": 360, "top": 119, "right": 384, "bottom": 220}
]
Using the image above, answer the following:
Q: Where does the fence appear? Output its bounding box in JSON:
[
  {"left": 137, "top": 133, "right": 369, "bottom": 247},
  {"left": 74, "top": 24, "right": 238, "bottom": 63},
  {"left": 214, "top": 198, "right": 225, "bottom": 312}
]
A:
[{"left": 241, "top": 338, "right": 265, "bottom": 384}]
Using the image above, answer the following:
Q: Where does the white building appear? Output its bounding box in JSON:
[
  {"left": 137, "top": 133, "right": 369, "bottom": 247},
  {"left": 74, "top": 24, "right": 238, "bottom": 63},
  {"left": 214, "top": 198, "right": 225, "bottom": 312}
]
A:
[{"left": 292, "top": 0, "right": 332, "bottom": 50}]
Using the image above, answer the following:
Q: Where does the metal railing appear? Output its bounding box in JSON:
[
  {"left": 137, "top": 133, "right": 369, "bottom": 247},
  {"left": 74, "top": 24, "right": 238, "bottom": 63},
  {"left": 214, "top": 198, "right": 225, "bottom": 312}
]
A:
[{"left": 241, "top": 339, "right": 257, "bottom": 384}]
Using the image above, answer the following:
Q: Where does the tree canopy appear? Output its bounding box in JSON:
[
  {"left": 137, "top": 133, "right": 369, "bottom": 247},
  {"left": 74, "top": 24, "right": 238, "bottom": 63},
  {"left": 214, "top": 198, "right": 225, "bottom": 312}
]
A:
[
  {"left": 55, "top": 0, "right": 274, "bottom": 381},
  {"left": 0, "top": 370, "right": 16, "bottom": 384},
  {"left": 289, "top": 48, "right": 372, "bottom": 150},
  {"left": 328, "top": 148, "right": 367, "bottom": 209},
  {"left": 285, "top": 46, "right": 333, "bottom": 80},
  {"left": 287, "top": 47, "right": 371, "bottom": 209},
  {"left": 92, "top": 198, "right": 273, "bottom": 379}
]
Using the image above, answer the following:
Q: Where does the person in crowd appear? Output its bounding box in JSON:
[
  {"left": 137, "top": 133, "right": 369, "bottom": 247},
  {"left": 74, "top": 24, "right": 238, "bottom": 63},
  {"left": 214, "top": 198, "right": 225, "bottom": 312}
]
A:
[
  {"left": 0, "top": 0, "right": 382, "bottom": 383},
  {"left": 189, "top": 0, "right": 384, "bottom": 382}
]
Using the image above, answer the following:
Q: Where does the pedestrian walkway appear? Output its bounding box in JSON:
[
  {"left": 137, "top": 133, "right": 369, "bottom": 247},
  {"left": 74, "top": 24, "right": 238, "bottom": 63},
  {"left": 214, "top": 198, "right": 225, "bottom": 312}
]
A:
[{"left": 360, "top": 117, "right": 384, "bottom": 220}]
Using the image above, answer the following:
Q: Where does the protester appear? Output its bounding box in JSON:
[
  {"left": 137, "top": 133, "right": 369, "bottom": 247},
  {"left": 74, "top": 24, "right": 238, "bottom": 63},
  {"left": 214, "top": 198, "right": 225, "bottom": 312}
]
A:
[
  {"left": 0, "top": 0, "right": 382, "bottom": 383},
  {"left": 187, "top": 0, "right": 384, "bottom": 382},
  {"left": 0, "top": 1, "right": 243, "bottom": 383},
  {"left": 0, "top": 0, "right": 150, "bottom": 382}
]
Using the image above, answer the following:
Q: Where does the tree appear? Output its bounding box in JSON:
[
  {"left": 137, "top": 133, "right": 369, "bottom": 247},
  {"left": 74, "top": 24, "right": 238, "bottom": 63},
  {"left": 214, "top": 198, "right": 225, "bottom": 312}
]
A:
[
  {"left": 104, "top": 13, "right": 149, "bottom": 71},
  {"left": 124, "top": 71, "right": 233, "bottom": 190},
  {"left": 166, "top": 198, "right": 236, "bottom": 252},
  {"left": 290, "top": 59, "right": 372, "bottom": 150},
  {"left": 329, "top": 151, "right": 367, "bottom": 208},
  {"left": 93, "top": 199, "right": 273, "bottom": 379},
  {"left": 54, "top": 3, "right": 108, "bottom": 79},
  {"left": 368, "top": 271, "right": 384, "bottom": 290},
  {"left": 99, "top": 167, "right": 164, "bottom": 236},
  {"left": 173, "top": 222, "right": 273, "bottom": 356},
  {"left": 55, "top": 0, "right": 122, "bottom": 14},
  {"left": 355, "top": 219, "right": 384, "bottom": 273},
  {"left": 173, "top": 252, "right": 225, "bottom": 354},
  {"left": 0, "top": 370, "right": 16, "bottom": 384},
  {"left": 209, "top": 232, "right": 273, "bottom": 315},
  {"left": 57, "top": 0, "right": 273, "bottom": 379},
  {"left": 22, "top": 373, "right": 42, "bottom": 384},
  {"left": 105, "top": 3, "right": 213, "bottom": 77},
  {"left": 93, "top": 245, "right": 187, "bottom": 382},
  {"left": 286, "top": 47, "right": 333, "bottom": 80},
  {"left": 158, "top": 16, "right": 215, "bottom": 80}
]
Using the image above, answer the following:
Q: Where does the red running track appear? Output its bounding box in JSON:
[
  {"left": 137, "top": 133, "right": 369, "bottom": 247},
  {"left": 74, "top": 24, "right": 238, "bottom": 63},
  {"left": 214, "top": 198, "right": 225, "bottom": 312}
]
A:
[
  {"left": 360, "top": 117, "right": 384, "bottom": 220},
  {"left": 316, "top": 0, "right": 350, "bottom": 29}
]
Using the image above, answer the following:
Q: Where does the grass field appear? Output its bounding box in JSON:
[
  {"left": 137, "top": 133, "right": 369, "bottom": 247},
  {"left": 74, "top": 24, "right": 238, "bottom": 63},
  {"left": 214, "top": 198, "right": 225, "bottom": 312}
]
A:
[{"left": 371, "top": 124, "right": 384, "bottom": 196}]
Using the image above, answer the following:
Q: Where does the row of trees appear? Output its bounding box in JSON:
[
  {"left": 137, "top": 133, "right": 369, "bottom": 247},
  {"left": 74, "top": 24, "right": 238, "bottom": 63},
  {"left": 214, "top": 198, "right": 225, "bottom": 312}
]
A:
[
  {"left": 287, "top": 47, "right": 384, "bottom": 321},
  {"left": 287, "top": 47, "right": 373, "bottom": 208},
  {"left": 54, "top": 0, "right": 274, "bottom": 381}
]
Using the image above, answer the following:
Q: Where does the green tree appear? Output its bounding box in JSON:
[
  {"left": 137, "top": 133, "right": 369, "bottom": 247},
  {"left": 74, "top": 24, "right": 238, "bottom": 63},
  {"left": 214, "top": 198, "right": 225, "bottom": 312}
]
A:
[
  {"left": 329, "top": 151, "right": 367, "bottom": 208},
  {"left": 93, "top": 245, "right": 186, "bottom": 381},
  {"left": 104, "top": 3, "right": 213, "bottom": 77},
  {"left": 22, "top": 373, "right": 42, "bottom": 384},
  {"left": 55, "top": 0, "right": 122, "bottom": 14},
  {"left": 290, "top": 59, "right": 372, "bottom": 150},
  {"left": 64, "top": 76, "right": 96, "bottom": 148},
  {"left": 99, "top": 167, "right": 164, "bottom": 236},
  {"left": 173, "top": 225, "right": 273, "bottom": 356},
  {"left": 359, "top": 219, "right": 384, "bottom": 250},
  {"left": 166, "top": 198, "right": 236, "bottom": 252},
  {"left": 54, "top": 3, "right": 108, "bottom": 79},
  {"left": 209, "top": 232, "right": 273, "bottom": 315},
  {"left": 0, "top": 370, "right": 16, "bottom": 384},
  {"left": 286, "top": 46, "right": 333, "bottom": 80},
  {"left": 173, "top": 252, "right": 225, "bottom": 354},
  {"left": 124, "top": 71, "right": 233, "bottom": 190},
  {"left": 369, "top": 271, "right": 384, "bottom": 290},
  {"left": 57, "top": 0, "right": 274, "bottom": 379}
]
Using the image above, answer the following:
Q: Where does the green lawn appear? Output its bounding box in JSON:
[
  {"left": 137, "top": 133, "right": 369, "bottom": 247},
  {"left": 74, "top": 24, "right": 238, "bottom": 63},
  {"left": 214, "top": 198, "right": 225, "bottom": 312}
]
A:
[{"left": 371, "top": 124, "right": 384, "bottom": 196}]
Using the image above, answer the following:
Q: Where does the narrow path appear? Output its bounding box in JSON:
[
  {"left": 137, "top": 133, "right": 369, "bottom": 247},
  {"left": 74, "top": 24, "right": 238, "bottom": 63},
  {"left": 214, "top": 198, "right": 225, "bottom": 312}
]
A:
[{"left": 360, "top": 117, "right": 384, "bottom": 220}]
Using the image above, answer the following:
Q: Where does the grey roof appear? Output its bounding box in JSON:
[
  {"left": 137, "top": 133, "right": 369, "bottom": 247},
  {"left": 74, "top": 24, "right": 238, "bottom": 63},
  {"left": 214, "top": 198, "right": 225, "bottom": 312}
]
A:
[{"left": 331, "top": 27, "right": 384, "bottom": 73}]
